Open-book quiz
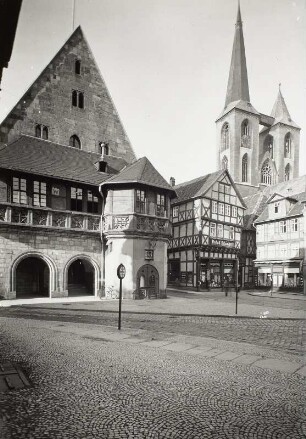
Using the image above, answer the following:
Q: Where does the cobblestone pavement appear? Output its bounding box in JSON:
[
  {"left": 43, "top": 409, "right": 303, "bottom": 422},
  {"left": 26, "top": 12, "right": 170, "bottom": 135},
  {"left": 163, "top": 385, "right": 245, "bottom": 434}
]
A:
[
  {"left": 0, "top": 317, "right": 305, "bottom": 439},
  {"left": 0, "top": 305, "right": 305, "bottom": 356}
]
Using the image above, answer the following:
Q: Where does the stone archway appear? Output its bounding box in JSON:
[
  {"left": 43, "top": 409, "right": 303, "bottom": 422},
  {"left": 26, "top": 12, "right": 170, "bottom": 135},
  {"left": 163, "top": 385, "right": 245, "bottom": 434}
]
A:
[
  {"left": 136, "top": 264, "right": 159, "bottom": 299},
  {"left": 11, "top": 252, "right": 57, "bottom": 298},
  {"left": 64, "top": 256, "right": 99, "bottom": 297}
]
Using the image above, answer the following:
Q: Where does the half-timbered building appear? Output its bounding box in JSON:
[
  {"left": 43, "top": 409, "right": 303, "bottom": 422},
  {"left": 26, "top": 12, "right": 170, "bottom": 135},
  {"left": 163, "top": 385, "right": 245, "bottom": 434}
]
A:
[{"left": 168, "top": 170, "right": 246, "bottom": 290}]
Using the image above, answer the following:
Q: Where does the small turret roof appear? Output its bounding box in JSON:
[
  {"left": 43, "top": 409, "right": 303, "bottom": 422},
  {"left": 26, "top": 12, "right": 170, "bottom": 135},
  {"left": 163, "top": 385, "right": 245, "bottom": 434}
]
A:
[
  {"left": 270, "top": 86, "right": 300, "bottom": 128},
  {"left": 100, "top": 157, "right": 176, "bottom": 195}
]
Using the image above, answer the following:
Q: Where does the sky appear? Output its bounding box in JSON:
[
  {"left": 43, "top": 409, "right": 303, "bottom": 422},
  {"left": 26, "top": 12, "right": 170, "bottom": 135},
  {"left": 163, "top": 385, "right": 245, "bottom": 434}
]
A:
[{"left": 0, "top": 0, "right": 305, "bottom": 184}]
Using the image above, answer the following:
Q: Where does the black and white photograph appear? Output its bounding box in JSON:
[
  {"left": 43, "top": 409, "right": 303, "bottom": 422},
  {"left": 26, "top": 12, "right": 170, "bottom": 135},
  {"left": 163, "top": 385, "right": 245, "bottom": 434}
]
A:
[{"left": 0, "top": 0, "right": 305, "bottom": 437}]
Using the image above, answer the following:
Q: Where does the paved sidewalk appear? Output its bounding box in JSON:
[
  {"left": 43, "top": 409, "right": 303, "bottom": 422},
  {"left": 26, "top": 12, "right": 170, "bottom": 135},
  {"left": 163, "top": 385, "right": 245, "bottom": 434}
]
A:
[{"left": 5, "top": 317, "right": 305, "bottom": 377}]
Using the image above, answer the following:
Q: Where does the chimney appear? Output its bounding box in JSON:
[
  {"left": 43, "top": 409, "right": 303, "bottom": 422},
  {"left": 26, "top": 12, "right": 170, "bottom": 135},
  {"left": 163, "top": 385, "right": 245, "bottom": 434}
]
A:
[
  {"left": 99, "top": 142, "right": 108, "bottom": 173},
  {"left": 170, "top": 177, "right": 175, "bottom": 187}
]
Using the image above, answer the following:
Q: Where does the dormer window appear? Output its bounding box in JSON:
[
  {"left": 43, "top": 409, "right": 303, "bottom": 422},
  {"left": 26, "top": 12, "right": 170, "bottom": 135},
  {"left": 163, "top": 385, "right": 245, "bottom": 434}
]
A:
[
  {"left": 35, "top": 124, "right": 48, "bottom": 140},
  {"left": 75, "top": 59, "right": 81, "bottom": 75},
  {"left": 274, "top": 202, "right": 279, "bottom": 213},
  {"left": 72, "top": 90, "right": 84, "bottom": 108}
]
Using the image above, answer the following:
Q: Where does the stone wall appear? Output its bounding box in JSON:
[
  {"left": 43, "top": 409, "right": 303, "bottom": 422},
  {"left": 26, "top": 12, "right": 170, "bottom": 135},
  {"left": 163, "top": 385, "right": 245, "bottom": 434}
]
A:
[
  {"left": 0, "top": 27, "right": 136, "bottom": 164},
  {"left": 0, "top": 225, "right": 102, "bottom": 299}
]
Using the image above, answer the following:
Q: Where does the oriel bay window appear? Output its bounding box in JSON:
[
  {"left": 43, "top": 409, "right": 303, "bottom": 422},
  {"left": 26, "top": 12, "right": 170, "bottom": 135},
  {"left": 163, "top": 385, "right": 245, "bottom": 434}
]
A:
[
  {"left": 156, "top": 194, "right": 166, "bottom": 216},
  {"left": 87, "top": 190, "right": 99, "bottom": 213},
  {"left": 71, "top": 187, "right": 83, "bottom": 211},
  {"left": 136, "top": 190, "right": 146, "bottom": 213},
  {"left": 13, "top": 177, "right": 27, "bottom": 204},
  {"left": 33, "top": 181, "right": 47, "bottom": 207}
]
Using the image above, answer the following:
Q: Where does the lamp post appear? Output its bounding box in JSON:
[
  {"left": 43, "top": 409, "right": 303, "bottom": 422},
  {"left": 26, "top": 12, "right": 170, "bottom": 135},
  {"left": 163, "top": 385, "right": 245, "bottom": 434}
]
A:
[
  {"left": 117, "top": 263, "right": 126, "bottom": 330},
  {"left": 235, "top": 257, "right": 239, "bottom": 315}
]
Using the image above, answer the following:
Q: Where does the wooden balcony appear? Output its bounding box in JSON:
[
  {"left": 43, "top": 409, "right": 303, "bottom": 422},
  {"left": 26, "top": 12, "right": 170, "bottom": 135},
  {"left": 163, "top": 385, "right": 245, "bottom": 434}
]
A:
[{"left": 0, "top": 202, "right": 101, "bottom": 233}]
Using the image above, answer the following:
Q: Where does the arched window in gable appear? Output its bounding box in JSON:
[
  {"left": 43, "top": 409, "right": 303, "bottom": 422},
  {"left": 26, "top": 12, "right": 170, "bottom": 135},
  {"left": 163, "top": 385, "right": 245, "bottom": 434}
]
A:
[
  {"left": 285, "top": 164, "right": 290, "bottom": 181},
  {"left": 222, "top": 155, "right": 228, "bottom": 170},
  {"left": 35, "top": 124, "right": 41, "bottom": 138},
  {"left": 42, "top": 126, "right": 48, "bottom": 140},
  {"left": 221, "top": 123, "right": 230, "bottom": 151},
  {"left": 75, "top": 59, "right": 81, "bottom": 75},
  {"left": 242, "top": 153, "right": 248, "bottom": 182},
  {"left": 69, "top": 135, "right": 81, "bottom": 149},
  {"left": 264, "top": 134, "right": 274, "bottom": 159},
  {"left": 261, "top": 160, "right": 272, "bottom": 185},
  {"left": 284, "top": 133, "right": 292, "bottom": 158}
]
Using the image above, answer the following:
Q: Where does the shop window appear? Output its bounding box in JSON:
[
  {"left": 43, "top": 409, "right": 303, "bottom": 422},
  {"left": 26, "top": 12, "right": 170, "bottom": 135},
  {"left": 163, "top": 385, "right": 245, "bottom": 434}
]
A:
[
  {"left": 12, "top": 177, "right": 27, "bottom": 204},
  {"left": 135, "top": 190, "right": 146, "bottom": 214},
  {"left": 156, "top": 194, "right": 166, "bottom": 216},
  {"left": 33, "top": 181, "right": 47, "bottom": 207},
  {"left": 87, "top": 190, "right": 99, "bottom": 213},
  {"left": 71, "top": 187, "right": 83, "bottom": 211}
]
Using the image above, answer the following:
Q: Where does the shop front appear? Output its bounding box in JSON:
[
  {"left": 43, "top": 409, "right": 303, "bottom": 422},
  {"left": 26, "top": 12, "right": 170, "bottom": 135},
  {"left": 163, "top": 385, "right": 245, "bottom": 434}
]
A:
[
  {"left": 255, "top": 260, "right": 303, "bottom": 291},
  {"left": 199, "top": 259, "right": 237, "bottom": 290}
]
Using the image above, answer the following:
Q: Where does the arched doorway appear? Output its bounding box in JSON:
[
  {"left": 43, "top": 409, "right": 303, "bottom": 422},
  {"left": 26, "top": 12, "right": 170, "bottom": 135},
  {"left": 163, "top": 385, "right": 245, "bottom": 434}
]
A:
[
  {"left": 67, "top": 258, "right": 95, "bottom": 296},
  {"left": 16, "top": 257, "right": 49, "bottom": 298},
  {"left": 136, "top": 264, "right": 159, "bottom": 299}
]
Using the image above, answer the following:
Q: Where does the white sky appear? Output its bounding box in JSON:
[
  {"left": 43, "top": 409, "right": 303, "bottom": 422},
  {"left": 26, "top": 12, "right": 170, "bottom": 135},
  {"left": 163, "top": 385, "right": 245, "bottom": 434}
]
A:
[{"left": 0, "top": 0, "right": 305, "bottom": 184}]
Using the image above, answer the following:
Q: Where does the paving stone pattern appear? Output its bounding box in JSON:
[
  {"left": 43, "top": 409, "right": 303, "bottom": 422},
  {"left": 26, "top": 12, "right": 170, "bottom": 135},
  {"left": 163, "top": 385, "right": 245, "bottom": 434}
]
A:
[
  {"left": 2, "top": 306, "right": 305, "bottom": 356},
  {"left": 0, "top": 317, "right": 305, "bottom": 438}
]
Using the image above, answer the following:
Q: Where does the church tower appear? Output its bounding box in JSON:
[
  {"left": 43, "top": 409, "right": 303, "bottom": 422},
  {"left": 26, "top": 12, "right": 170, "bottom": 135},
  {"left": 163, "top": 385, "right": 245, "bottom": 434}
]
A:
[
  {"left": 259, "top": 87, "right": 300, "bottom": 185},
  {"left": 216, "top": 3, "right": 261, "bottom": 186},
  {"left": 216, "top": 3, "right": 300, "bottom": 187}
]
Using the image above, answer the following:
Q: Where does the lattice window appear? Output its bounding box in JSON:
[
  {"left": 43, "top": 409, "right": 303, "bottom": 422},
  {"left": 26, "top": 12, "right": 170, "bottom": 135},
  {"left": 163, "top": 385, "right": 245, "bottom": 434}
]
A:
[
  {"left": 261, "top": 160, "right": 272, "bottom": 185},
  {"left": 71, "top": 187, "right": 83, "bottom": 211},
  {"left": 33, "top": 181, "right": 47, "bottom": 207},
  {"left": 136, "top": 190, "right": 146, "bottom": 214},
  {"left": 33, "top": 210, "right": 48, "bottom": 226},
  {"left": 12, "top": 177, "right": 27, "bottom": 204}
]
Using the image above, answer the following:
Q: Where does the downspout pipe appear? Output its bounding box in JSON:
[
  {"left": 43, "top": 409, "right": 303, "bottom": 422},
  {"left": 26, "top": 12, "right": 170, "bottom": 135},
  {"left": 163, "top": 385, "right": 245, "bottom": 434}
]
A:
[{"left": 99, "top": 184, "right": 106, "bottom": 298}]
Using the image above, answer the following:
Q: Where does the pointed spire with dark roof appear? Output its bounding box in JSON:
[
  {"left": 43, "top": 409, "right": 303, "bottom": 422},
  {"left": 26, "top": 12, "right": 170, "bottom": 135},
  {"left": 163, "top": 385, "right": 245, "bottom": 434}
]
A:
[
  {"left": 225, "top": 1, "right": 250, "bottom": 107},
  {"left": 269, "top": 85, "right": 299, "bottom": 128}
]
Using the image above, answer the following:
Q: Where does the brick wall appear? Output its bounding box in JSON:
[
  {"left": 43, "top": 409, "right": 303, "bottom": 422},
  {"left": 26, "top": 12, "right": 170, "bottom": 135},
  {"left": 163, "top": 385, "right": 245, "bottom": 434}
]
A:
[{"left": 0, "top": 225, "right": 102, "bottom": 299}]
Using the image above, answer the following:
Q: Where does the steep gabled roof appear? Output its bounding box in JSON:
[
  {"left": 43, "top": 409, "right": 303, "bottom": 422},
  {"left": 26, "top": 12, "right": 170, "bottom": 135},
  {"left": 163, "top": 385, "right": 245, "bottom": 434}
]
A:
[
  {"left": 254, "top": 190, "right": 306, "bottom": 224},
  {"left": 100, "top": 157, "right": 176, "bottom": 194},
  {"left": 172, "top": 169, "right": 246, "bottom": 208},
  {"left": 0, "top": 135, "right": 127, "bottom": 186}
]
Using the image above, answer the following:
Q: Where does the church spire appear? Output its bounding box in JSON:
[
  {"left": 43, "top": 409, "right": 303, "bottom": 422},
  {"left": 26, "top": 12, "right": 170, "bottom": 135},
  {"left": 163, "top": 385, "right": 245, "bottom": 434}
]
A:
[{"left": 225, "top": 1, "right": 250, "bottom": 107}]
